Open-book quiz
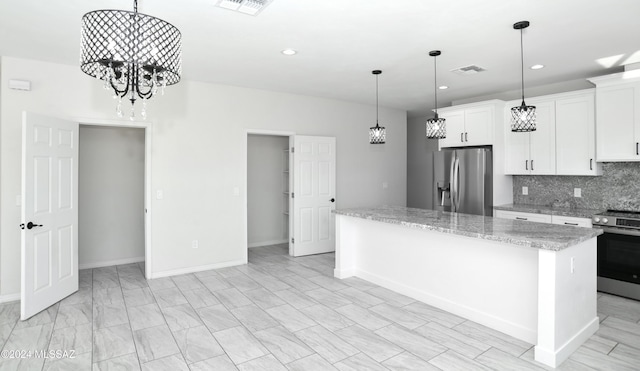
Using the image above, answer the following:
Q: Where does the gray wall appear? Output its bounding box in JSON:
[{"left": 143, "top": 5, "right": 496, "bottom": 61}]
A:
[
  {"left": 513, "top": 162, "right": 640, "bottom": 211},
  {"left": 247, "top": 135, "right": 289, "bottom": 247},
  {"left": 79, "top": 125, "right": 145, "bottom": 267},
  {"left": 407, "top": 115, "right": 439, "bottom": 209}
]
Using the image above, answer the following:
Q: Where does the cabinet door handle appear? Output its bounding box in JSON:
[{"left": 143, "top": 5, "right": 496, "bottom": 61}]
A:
[
  {"left": 525, "top": 160, "right": 528, "bottom": 170},
  {"left": 460, "top": 133, "right": 464, "bottom": 142},
  {"left": 636, "top": 142, "right": 639, "bottom": 155},
  {"left": 465, "top": 132, "right": 468, "bottom": 142},
  {"left": 531, "top": 160, "right": 534, "bottom": 171},
  {"left": 516, "top": 217, "right": 528, "bottom": 220},
  {"left": 590, "top": 159, "right": 593, "bottom": 170},
  {"left": 564, "top": 222, "right": 579, "bottom": 226}
]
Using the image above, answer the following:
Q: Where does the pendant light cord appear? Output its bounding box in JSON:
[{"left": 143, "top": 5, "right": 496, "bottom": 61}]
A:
[
  {"left": 375, "top": 74, "right": 379, "bottom": 127},
  {"left": 433, "top": 55, "right": 438, "bottom": 116},
  {"left": 134, "top": 0, "right": 138, "bottom": 13},
  {"left": 520, "top": 27, "right": 525, "bottom": 103}
]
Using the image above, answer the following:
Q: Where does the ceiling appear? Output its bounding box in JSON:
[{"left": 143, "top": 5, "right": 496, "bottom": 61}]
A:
[{"left": 1, "top": 0, "right": 639, "bottom": 118}]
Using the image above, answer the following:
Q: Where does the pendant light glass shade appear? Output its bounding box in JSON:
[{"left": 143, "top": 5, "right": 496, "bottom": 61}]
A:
[
  {"left": 80, "top": 0, "right": 182, "bottom": 119},
  {"left": 426, "top": 50, "right": 446, "bottom": 139},
  {"left": 511, "top": 21, "right": 536, "bottom": 132},
  {"left": 369, "top": 70, "right": 386, "bottom": 144}
]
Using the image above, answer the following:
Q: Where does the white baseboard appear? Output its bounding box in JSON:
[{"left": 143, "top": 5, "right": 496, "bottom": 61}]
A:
[
  {"left": 0, "top": 293, "right": 20, "bottom": 304},
  {"left": 79, "top": 256, "right": 145, "bottom": 270},
  {"left": 535, "top": 317, "right": 599, "bottom": 367},
  {"left": 355, "top": 268, "right": 537, "bottom": 344},
  {"left": 149, "top": 259, "right": 246, "bottom": 279},
  {"left": 248, "top": 239, "right": 288, "bottom": 248},
  {"left": 334, "top": 268, "right": 355, "bottom": 279}
]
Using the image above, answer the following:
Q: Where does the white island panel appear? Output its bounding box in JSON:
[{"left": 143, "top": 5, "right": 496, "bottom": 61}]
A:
[{"left": 334, "top": 211, "right": 598, "bottom": 368}]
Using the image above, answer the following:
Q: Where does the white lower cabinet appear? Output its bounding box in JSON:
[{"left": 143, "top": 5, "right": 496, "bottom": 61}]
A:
[
  {"left": 495, "top": 210, "right": 592, "bottom": 228},
  {"left": 494, "top": 210, "right": 552, "bottom": 223},
  {"left": 551, "top": 215, "right": 593, "bottom": 228}
]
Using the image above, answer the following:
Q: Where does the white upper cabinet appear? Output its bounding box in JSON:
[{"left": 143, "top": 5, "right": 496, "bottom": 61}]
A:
[
  {"left": 505, "top": 98, "right": 556, "bottom": 175},
  {"left": 555, "top": 92, "right": 601, "bottom": 175},
  {"left": 505, "top": 90, "right": 600, "bottom": 176},
  {"left": 438, "top": 110, "right": 465, "bottom": 147},
  {"left": 588, "top": 72, "right": 640, "bottom": 162},
  {"left": 438, "top": 101, "right": 501, "bottom": 148}
]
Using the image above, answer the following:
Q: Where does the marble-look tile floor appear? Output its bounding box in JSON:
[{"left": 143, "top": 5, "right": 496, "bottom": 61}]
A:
[{"left": 0, "top": 244, "right": 639, "bottom": 370}]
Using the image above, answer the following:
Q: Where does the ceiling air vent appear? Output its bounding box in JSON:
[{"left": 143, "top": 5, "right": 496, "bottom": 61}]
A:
[
  {"left": 450, "top": 65, "right": 486, "bottom": 76},
  {"left": 216, "top": 0, "right": 274, "bottom": 16}
]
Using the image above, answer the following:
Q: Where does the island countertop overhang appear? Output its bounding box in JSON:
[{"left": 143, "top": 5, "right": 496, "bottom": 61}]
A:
[{"left": 333, "top": 206, "right": 602, "bottom": 251}]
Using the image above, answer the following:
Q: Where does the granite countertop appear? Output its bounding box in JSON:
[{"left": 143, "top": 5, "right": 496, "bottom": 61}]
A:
[
  {"left": 333, "top": 206, "right": 602, "bottom": 251},
  {"left": 493, "top": 204, "right": 604, "bottom": 219}
]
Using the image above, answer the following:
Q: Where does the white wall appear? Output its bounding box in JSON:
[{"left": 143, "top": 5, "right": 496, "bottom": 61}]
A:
[
  {"left": 247, "top": 134, "right": 289, "bottom": 247},
  {"left": 406, "top": 115, "right": 438, "bottom": 209},
  {"left": 79, "top": 125, "right": 145, "bottom": 267},
  {"left": 0, "top": 57, "right": 407, "bottom": 295}
]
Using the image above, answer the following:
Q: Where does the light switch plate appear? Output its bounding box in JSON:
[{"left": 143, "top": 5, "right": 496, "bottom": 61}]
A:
[
  {"left": 574, "top": 188, "right": 582, "bottom": 198},
  {"left": 156, "top": 190, "right": 163, "bottom": 200},
  {"left": 233, "top": 187, "right": 240, "bottom": 196},
  {"left": 522, "top": 186, "right": 528, "bottom": 195}
]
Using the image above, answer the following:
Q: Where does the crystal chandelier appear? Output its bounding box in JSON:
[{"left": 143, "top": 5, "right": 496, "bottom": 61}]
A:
[
  {"left": 426, "top": 50, "right": 446, "bottom": 139},
  {"left": 511, "top": 21, "right": 536, "bottom": 132},
  {"left": 80, "top": 0, "right": 182, "bottom": 119},
  {"left": 369, "top": 70, "right": 386, "bottom": 144}
]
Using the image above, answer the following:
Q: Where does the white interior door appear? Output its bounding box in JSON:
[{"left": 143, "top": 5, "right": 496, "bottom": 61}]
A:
[
  {"left": 21, "top": 112, "right": 79, "bottom": 320},
  {"left": 292, "top": 136, "right": 336, "bottom": 257}
]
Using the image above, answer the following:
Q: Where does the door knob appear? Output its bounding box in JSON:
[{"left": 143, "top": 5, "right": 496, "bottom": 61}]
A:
[
  {"left": 25, "top": 222, "right": 43, "bottom": 230},
  {"left": 330, "top": 198, "right": 335, "bottom": 203}
]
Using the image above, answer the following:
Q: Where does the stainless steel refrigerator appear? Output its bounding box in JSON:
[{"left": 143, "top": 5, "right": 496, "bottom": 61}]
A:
[{"left": 433, "top": 147, "right": 493, "bottom": 216}]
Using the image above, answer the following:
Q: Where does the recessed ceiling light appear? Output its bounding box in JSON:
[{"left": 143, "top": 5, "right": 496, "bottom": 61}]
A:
[
  {"left": 281, "top": 49, "right": 297, "bottom": 56},
  {"left": 438, "top": 85, "right": 448, "bottom": 90},
  {"left": 530, "top": 64, "right": 545, "bottom": 70}
]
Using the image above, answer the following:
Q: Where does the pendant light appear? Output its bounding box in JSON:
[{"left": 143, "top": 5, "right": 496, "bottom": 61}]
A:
[
  {"left": 511, "top": 21, "right": 536, "bottom": 132},
  {"left": 80, "top": 0, "right": 182, "bottom": 119},
  {"left": 369, "top": 70, "right": 386, "bottom": 144},
  {"left": 426, "top": 50, "right": 446, "bottom": 139}
]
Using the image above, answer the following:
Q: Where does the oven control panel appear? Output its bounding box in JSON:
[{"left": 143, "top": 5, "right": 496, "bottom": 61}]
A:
[{"left": 593, "top": 215, "right": 640, "bottom": 229}]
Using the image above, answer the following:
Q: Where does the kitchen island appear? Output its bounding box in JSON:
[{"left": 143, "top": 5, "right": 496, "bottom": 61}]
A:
[{"left": 333, "top": 206, "right": 602, "bottom": 368}]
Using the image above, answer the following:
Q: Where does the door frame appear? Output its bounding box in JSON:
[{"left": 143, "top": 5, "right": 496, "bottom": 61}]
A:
[
  {"left": 73, "top": 116, "right": 153, "bottom": 279},
  {"left": 243, "top": 129, "right": 295, "bottom": 261}
]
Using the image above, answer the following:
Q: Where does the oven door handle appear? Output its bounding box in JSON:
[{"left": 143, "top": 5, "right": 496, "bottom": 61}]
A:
[{"left": 597, "top": 226, "right": 640, "bottom": 237}]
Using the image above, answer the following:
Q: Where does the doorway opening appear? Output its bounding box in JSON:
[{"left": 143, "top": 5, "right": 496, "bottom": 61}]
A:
[
  {"left": 78, "top": 125, "right": 146, "bottom": 271},
  {"left": 247, "top": 133, "right": 292, "bottom": 256}
]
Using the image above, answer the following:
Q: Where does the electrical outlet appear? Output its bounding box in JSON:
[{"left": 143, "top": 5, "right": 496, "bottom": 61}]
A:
[
  {"left": 522, "top": 186, "right": 528, "bottom": 195},
  {"left": 574, "top": 188, "right": 582, "bottom": 198},
  {"left": 192, "top": 240, "right": 199, "bottom": 249},
  {"left": 156, "top": 190, "right": 163, "bottom": 200}
]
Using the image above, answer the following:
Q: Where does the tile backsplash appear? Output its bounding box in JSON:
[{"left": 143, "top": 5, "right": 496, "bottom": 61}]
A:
[{"left": 513, "top": 162, "right": 640, "bottom": 211}]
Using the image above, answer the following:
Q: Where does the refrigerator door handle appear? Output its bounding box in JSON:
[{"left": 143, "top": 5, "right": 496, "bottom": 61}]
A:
[
  {"left": 449, "top": 156, "right": 456, "bottom": 210},
  {"left": 453, "top": 157, "right": 461, "bottom": 211}
]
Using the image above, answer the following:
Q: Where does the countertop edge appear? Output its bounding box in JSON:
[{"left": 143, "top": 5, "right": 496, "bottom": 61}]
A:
[
  {"left": 334, "top": 208, "right": 602, "bottom": 252},
  {"left": 493, "top": 204, "right": 604, "bottom": 219}
]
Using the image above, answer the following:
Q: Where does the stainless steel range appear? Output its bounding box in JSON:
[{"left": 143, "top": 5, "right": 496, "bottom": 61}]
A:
[{"left": 592, "top": 210, "right": 640, "bottom": 301}]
